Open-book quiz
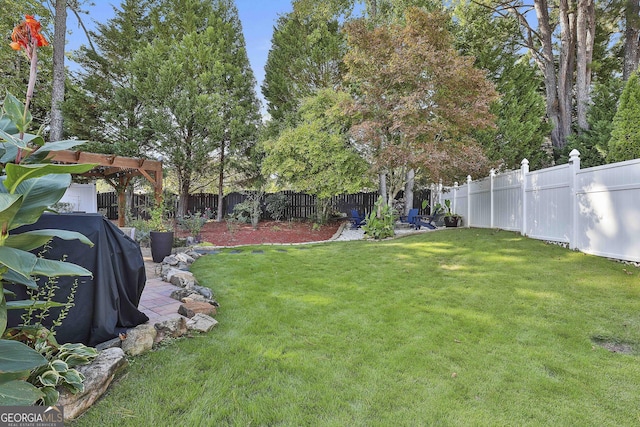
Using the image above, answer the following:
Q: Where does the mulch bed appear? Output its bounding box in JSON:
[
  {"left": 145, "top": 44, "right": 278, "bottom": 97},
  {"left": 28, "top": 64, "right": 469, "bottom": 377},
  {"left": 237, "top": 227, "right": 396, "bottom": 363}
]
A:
[{"left": 176, "top": 220, "right": 345, "bottom": 247}]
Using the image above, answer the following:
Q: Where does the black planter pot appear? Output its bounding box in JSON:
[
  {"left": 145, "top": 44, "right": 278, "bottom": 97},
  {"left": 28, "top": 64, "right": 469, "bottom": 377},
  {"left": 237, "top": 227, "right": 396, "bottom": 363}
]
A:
[
  {"left": 444, "top": 216, "right": 461, "bottom": 228},
  {"left": 150, "top": 231, "right": 174, "bottom": 263}
]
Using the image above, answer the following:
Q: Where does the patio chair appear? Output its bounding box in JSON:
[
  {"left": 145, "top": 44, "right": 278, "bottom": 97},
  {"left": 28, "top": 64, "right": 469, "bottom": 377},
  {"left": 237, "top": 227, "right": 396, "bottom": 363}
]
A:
[
  {"left": 350, "top": 209, "right": 366, "bottom": 229},
  {"left": 399, "top": 208, "right": 420, "bottom": 229},
  {"left": 415, "top": 211, "right": 444, "bottom": 230}
]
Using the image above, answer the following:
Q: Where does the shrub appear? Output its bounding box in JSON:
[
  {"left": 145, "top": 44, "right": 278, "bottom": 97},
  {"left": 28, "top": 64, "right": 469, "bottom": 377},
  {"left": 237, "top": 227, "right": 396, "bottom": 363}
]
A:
[
  {"left": 361, "top": 196, "right": 396, "bottom": 239},
  {"left": 177, "top": 211, "right": 207, "bottom": 241},
  {"left": 265, "top": 193, "right": 289, "bottom": 221}
]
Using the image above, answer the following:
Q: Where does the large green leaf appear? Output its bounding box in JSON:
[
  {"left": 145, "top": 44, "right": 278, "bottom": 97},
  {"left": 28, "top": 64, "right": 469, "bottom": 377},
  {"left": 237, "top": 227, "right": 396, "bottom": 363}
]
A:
[
  {"left": 2, "top": 93, "right": 31, "bottom": 133},
  {"left": 26, "top": 140, "right": 88, "bottom": 164},
  {"left": 0, "top": 380, "right": 44, "bottom": 405},
  {"left": 1, "top": 269, "right": 37, "bottom": 289},
  {"left": 0, "top": 339, "right": 47, "bottom": 374},
  {"left": 5, "top": 229, "right": 94, "bottom": 251},
  {"left": 32, "top": 258, "right": 92, "bottom": 279},
  {"left": 8, "top": 174, "right": 72, "bottom": 229},
  {"left": 4, "top": 163, "right": 96, "bottom": 194},
  {"left": 6, "top": 300, "right": 66, "bottom": 310},
  {"left": 0, "top": 246, "right": 37, "bottom": 282},
  {"left": 0, "top": 287, "right": 5, "bottom": 337},
  {"left": 0, "top": 143, "right": 18, "bottom": 164},
  {"left": 0, "top": 116, "right": 19, "bottom": 134},
  {"left": 0, "top": 128, "right": 27, "bottom": 149},
  {"left": 0, "top": 194, "right": 23, "bottom": 234}
]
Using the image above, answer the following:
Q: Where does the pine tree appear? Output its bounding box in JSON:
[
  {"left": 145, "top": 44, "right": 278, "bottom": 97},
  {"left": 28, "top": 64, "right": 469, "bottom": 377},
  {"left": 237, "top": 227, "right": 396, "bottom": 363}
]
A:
[
  {"left": 131, "top": 0, "right": 260, "bottom": 216},
  {"left": 262, "top": 12, "right": 344, "bottom": 130},
  {"left": 608, "top": 71, "right": 640, "bottom": 162}
]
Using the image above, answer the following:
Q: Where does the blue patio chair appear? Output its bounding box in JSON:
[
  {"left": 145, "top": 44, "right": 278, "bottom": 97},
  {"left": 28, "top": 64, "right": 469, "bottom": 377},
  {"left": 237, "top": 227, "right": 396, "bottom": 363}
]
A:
[
  {"left": 399, "top": 208, "right": 420, "bottom": 229},
  {"left": 350, "top": 209, "right": 366, "bottom": 229}
]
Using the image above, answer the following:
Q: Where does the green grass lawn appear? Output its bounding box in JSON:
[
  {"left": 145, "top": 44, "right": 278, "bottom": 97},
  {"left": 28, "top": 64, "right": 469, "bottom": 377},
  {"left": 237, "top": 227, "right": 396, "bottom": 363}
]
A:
[{"left": 73, "top": 229, "right": 640, "bottom": 426}]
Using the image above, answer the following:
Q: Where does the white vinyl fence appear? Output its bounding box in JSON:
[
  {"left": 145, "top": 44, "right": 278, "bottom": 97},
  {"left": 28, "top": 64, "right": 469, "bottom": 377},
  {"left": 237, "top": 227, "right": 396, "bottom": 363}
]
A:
[{"left": 434, "top": 150, "right": 640, "bottom": 263}]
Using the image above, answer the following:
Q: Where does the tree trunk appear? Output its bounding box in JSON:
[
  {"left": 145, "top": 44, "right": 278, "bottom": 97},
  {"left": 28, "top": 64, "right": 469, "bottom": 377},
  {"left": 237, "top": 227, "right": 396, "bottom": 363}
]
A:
[
  {"left": 404, "top": 168, "right": 415, "bottom": 216},
  {"left": 50, "top": 0, "right": 67, "bottom": 142},
  {"left": 557, "top": 0, "right": 576, "bottom": 148},
  {"left": 576, "top": 0, "right": 595, "bottom": 131},
  {"left": 216, "top": 142, "right": 226, "bottom": 222},
  {"left": 378, "top": 172, "right": 387, "bottom": 206},
  {"left": 624, "top": 0, "right": 640, "bottom": 80},
  {"left": 534, "top": 0, "right": 563, "bottom": 149},
  {"left": 177, "top": 175, "right": 190, "bottom": 217}
]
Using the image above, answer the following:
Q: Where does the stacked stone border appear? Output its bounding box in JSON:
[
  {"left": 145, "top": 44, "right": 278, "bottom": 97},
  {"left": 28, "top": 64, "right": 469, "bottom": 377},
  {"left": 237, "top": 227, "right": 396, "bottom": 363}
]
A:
[{"left": 59, "top": 249, "right": 218, "bottom": 421}]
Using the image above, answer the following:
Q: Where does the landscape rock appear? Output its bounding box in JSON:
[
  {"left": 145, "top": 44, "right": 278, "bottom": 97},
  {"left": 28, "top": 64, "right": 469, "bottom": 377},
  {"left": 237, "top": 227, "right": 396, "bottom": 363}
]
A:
[
  {"left": 186, "top": 250, "right": 202, "bottom": 260},
  {"left": 177, "top": 261, "right": 190, "bottom": 271},
  {"left": 178, "top": 301, "right": 217, "bottom": 318},
  {"left": 170, "top": 271, "right": 198, "bottom": 288},
  {"left": 170, "top": 288, "right": 194, "bottom": 301},
  {"left": 175, "top": 252, "right": 196, "bottom": 264},
  {"left": 162, "top": 255, "right": 179, "bottom": 266},
  {"left": 161, "top": 265, "right": 182, "bottom": 281},
  {"left": 121, "top": 324, "right": 157, "bottom": 356},
  {"left": 58, "top": 347, "right": 128, "bottom": 420},
  {"left": 186, "top": 313, "right": 218, "bottom": 333},
  {"left": 192, "top": 284, "right": 213, "bottom": 299},
  {"left": 154, "top": 317, "right": 188, "bottom": 341},
  {"left": 182, "top": 293, "right": 209, "bottom": 303}
]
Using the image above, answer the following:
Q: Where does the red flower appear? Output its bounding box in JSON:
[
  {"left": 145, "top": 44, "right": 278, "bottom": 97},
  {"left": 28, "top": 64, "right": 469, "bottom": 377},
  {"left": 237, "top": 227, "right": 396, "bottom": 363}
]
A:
[{"left": 10, "top": 15, "right": 48, "bottom": 53}]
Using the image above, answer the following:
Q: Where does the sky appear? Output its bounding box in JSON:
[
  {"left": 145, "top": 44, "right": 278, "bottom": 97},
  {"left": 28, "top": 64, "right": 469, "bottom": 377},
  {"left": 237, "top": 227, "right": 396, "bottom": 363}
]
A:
[{"left": 66, "top": 0, "right": 295, "bottom": 111}]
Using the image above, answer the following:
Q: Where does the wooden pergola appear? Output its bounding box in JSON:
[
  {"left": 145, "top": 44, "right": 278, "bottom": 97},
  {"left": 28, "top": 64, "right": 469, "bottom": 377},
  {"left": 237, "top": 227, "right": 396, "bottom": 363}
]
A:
[{"left": 49, "top": 150, "right": 163, "bottom": 227}]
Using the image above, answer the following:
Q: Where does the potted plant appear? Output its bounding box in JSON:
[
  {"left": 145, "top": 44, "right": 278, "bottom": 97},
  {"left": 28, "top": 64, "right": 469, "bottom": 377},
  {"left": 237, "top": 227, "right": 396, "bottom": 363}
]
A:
[
  {"left": 442, "top": 199, "right": 462, "bottom": 228},
  {"left": 148, "top": 203, "right": 174, "bottom": 262}
]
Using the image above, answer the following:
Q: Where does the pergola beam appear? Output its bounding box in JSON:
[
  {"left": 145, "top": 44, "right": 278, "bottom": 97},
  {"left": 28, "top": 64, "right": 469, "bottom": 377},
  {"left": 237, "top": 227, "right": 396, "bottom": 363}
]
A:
[{"left": 48, "top": 150, "right": 163, "bottom": 227}]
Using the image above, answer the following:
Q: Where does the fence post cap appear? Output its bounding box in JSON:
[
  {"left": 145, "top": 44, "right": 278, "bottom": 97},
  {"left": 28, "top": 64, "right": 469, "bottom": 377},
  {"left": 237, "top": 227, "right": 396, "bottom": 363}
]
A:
[
  {"left": 521, "top": 158, "right": 529, "bottom": 166},
  {"left": 454, "top": 181, "right": 458, "bottom": 187},
  {"left": 569, "top": 149, "right": 581, "bottom": 158},
  {"left": 467, "top": 175, "right": 472, "bottom": 182},
  {"left": 490, "top": 168, "right": 496, "bottom": 177}
]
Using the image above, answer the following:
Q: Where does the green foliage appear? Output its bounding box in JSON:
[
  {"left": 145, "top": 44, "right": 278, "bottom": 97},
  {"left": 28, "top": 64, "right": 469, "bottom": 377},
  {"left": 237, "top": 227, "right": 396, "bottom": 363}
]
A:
[
  {"left": 262, "top": 12, "right": 345, "bottom": 125},
  {"left": 229, "top": 192, "right": 262, "bottom": 229},
  {"left": 4, "top": 326, "right": 97, "bottom": 405},
  {"left": 265, "top": 193, "right": 289, "bottom": 221},
  {"left": 0, "top": 91, "right": 94, "bottom": 404},
  {"left": 361, "top": 196, "right": 396, "bottom": 239},
  {"left": 564, "top": 78, "right": 624, "bottom": 167},
  {"left": 262, "top": 89, "right": 372, "bottom": 215},
  {"left": 608, "top": 72, "right": 640, "bottom": 162},
  {"left": 147, "top": 203, "right": 173, "bottom": 232},
  {"left": 454, "top": 2, "right": 551, "bottom": 170},
  {"left": 177, "top": 212, "right": 207, "bottom": 240}
]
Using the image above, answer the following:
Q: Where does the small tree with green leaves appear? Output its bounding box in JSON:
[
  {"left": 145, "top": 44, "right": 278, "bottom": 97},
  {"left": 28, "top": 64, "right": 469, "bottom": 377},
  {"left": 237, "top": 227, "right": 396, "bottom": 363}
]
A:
[{"left": 608, "top": 72, "right": 640, "bottom": 162}]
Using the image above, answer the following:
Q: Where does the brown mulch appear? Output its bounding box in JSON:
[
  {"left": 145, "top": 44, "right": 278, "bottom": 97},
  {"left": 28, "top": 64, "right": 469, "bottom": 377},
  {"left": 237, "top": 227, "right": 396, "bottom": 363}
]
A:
[{"left": 176, "top": 220, "right": 345, "bottom": 247}]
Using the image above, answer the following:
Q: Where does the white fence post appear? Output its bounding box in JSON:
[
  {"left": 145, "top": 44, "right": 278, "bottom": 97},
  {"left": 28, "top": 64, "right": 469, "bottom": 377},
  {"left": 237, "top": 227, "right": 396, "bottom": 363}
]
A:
[
  {"left": 430, "top": 183, "right": 435, "bottom": 214},
  {"left": 453, "top": 181, "right": 458, "bottom": 215},
  {"left": 466, "top": 175, "right": 472, "bottom": 228},
  {"left": 569, "top": 149, "right": 581, "bottom": 250},
  {"left": 490, "top": 168, "right": 495, "bottom": 229},
  {"left": 521, "top": 159, "right": 529, "bottom": 236}
]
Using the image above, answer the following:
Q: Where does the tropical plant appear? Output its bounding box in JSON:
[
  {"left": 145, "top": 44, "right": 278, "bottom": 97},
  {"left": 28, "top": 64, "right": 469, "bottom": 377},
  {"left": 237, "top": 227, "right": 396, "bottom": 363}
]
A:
[
  {"left": 361, "top": 196, "right": 396, "bottom": 240},
  {"left": 0, "top": 15, "right": 95, "bottom": 405}
]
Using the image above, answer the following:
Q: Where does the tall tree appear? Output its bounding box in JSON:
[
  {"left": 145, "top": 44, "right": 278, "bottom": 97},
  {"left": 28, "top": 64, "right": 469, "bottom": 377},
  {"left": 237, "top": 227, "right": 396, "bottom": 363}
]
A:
[
  {"left": 486, "top": 0, "right": 595, "bottom": 148},
  {"left": 64, "top": 0, "right": 157, "bottom": 156},
  {"left": 344, "top": 8, "right": 497, "bottom": 204},
  {"left": 262, "top": 89, "right": 372, "bottom": 222},
  {"left": 48, "top": 0, "right": 66, "bottom": 142},
  {"left": 262, "top": 13, "right": 344, "bottom": 126},
  {"left": 608, "top": 72, "right": 640, "bottom": 162},
  {"left": 454, "top": 1, "right": 551, "bottom": 170},
  {"left": 131, "top": 0, "right": 260, "bottom": 217}
]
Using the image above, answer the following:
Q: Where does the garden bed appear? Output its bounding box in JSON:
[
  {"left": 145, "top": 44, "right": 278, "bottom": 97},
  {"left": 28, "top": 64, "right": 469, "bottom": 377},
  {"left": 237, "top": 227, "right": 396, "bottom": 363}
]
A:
[{"left": 176, "top": 220, "right": 344, "bottom": 246}]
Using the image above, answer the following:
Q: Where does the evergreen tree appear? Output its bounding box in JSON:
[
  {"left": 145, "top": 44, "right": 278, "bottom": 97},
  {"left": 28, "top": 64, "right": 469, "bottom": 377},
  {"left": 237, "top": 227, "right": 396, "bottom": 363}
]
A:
[
  {"left": 131, "top": 0, "right": 260, "bottom": 216},
  {"left": 262, "top": 12, "right": 344, "bottom": 129},
  {"left": 454, "top": 2, "right": 551, "bottom": 170},
  {"left": 608, "top": 71, "right": 640, "bottom": 162},
  {"left": 64, "top": 0, "right": 157, "bottom": 157},
  {"left": 565, "top": 78, "right": 623, "bottom": 167}
]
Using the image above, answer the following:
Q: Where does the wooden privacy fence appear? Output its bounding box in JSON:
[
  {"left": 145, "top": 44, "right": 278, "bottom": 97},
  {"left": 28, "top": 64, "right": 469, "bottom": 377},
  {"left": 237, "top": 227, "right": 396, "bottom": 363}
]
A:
[
  {"left": 434, "top": 150, "right": 640, "bottom": 263},
  {"left": 97, "top": 189, "right": 432, "bottom": 221}
]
